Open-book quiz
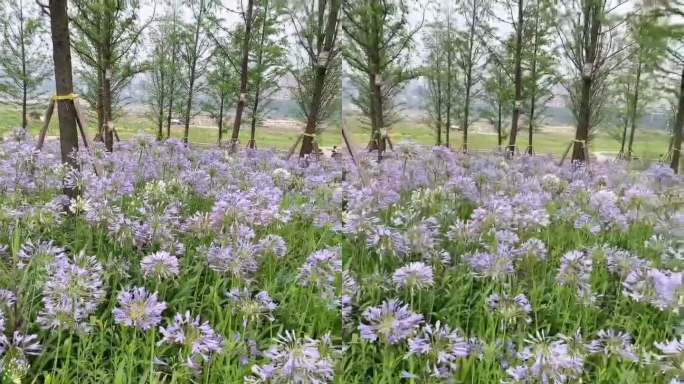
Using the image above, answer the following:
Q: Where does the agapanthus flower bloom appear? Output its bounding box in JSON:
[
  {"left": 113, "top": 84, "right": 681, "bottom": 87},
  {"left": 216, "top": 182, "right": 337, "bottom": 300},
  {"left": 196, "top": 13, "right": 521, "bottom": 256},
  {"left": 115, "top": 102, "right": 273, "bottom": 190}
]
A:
[
  {"left": 159, "top": 311, "right": 224, "bottom": 370},
  {"left": 588, "top": 329, "right": 639, "bottom": 362},
  {"left": 246, "top": 330, "right": 338, "bottom": 384},
  {"left": 358, "top": 299, "right": 423, "bottom": 345},
  {"left": 298, "top": 247, "right": 342, "bottom": 289},
  {"left": 507, "top": 332, "right": 584, "bottom": 384},
  {"left": 517, "top": 238, "right": 547, "bottom": 262},
  {"left": 226, "top": 288, "right": 277, "bottom": 327},
  {"left": 255, "top": 234, "right": 287, "bottom": 258},
  {"left": 654, "top": 337, "right": 684, "bottom": 373},
  {"left": 206, "top": 241, "right": 259, "bottom": 278},
  {"left": 366, "top": 225, "right": 409, "bottom": 259},
  {"left": 16, "top": 240, "right": 66, "bottom": 271},
  {"left": 557, "top": 250, "right": 594, "bottom": 303},
  {"left": 465, "top": 249, "right": 515, "bottom": 281},
  {"left": 37, "top": 251, "right": 105, "bottom": 333},
  {"left": 406, "top": 321, "right": 469, "bottom": 379},
  {"left": 392, "top": 262, "right": 434, "bottom": 290},
  {"left": 623, "top": 268, "right": 683, "bottom": 313},
  {"left": 113, "top": 287, "right": 167, "bottom": 331},
  {"left": 487, "top": 293, "right": 533, "bottom": 326},
  {"left": 0, "top": 331, "right": 42, "bottom": 384},
  {"left": 140, "top": 251, "right": 180, "bottom": 279}
]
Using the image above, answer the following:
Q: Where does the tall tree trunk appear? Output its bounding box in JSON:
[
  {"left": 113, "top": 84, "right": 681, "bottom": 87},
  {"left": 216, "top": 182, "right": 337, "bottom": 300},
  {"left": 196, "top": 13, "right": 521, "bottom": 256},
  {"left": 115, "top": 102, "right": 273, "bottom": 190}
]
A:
[
  {"left": 573, "top": 76, "right": 592, "bottom": 161},
  {"left": 627, "top": 59, "right": 642, "bottom": 159},
  {"left": 670, "top": 65, "right": 684, "bottom": 173},
  {"left": 619, "top": 86, "right": 630, "bottom": 156},
  {"left": 157, "top": 70, "right": 165, "bottom": 141},
  {"left": 103, "top": 68, "right": 114, "bottom": 152},
  {"left": 300, "top": 0, "right": 341, "bottom": 157},
  {"left": 366, "top": 71, "right": 378, "bottom": 150},
  {"left": 20, "top": 7, "right": 27, "bottom": 129},
  {"left": 248, "top": 0, "right": 272, "bottom": 150},
  {"left": 436, "top": 73, "right": 442, "bottom": 146},
  {"left": 49, "top": 0, "right": 79, "bottom": 199},
  {"left": 230, "top": 0, "right": 256, "bottom": 147},
  {"left": 183, "top": 5, "right": 205, "bottom": 145},
  {"left": 463, "top": 0, "right": 477, "bottom": 152},
  {"left": 217, "top": 93, "right": 224, "bottom": 145},
  {"left": 445, "top": 13, "right": 452, "bottom": 148},
  {"left": 508, "top": 0, "right": 524, "bottom": 155},
  {"left": 497, "top": 103, "right": 502, "bottom": 147}
]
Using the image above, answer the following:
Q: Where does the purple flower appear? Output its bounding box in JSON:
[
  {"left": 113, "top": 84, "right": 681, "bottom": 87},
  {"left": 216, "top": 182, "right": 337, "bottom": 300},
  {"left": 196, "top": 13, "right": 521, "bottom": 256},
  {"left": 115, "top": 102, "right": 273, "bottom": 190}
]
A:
[
  {"left": 17, "top": 240, "right": 66, "bottom": 270},
  {"left": 113, "top": 287, "right": 167, "bottom": 331},
  {"left": 465, "top": 249, "right": 515, "bottom": 281},
  {"left": 246, "top": 331, "right": 338, "bottom": 384},
  {"left": 366, "top": 225, "right": 409, "bottom": 259},
  {"left": 518, "top": 238, "right": 547, "bottom": 262},
  {"left": 0, "top": 331, "right": 42, "bottom": 382},
  {"left": 255, "top": 234, "right": 287, "bottom": 258},
  {"left": 557, "top": 250, "right": 594, "bottom": 303},
  {"left": 508, "top": 332, "right": 584, "bottom": 384},
  {"left": 654, "top": 337, "right": 684, "bottom": 372},
  {"left": 588, "top": 329, "right": 639, "bottom": 362},
  {"left": 159, "top": 311, "right": 224, "bottom": 369},
  {"left": 226, "top": 288, "right": 278, "bottom": 326},
  {"left": 206, "top": 241, "right": 259, "bottom": 278},
  {"left": 140, "top": 251, "right": 180, "bottom": 279},
  {"left": 359, "top": 299, "right": 423, "bottom": 345},
  {"left": 298, "top": 248, "right": 342, "bottom": 289},
  {"left": 487, "top": 293, "right": 532, "bottom": 326},
  {"left": 623, "top": 268, "right": 683, "bottom": 312},
  {"left": 392, "top": 262, "right": 434, "bottom": 289},
  {"left": 407, "top": 321, "right": 469, "bottom": 379},
  {"left": 37, "top": 251, "right": 105, "bottom": 333}
]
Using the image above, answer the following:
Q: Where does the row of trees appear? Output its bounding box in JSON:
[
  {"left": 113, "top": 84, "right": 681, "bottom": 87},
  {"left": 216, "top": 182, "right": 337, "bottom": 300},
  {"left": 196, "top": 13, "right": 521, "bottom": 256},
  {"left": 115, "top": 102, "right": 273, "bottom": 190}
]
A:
[
  {"left": 347, "top": 0, "right": 682, "bottom": 169},
  {"left": 0, "top": 0, "right": 342, "bottom": 158},
  {"left": 1, "top": 0, "right": 683, "bottom": 173}
]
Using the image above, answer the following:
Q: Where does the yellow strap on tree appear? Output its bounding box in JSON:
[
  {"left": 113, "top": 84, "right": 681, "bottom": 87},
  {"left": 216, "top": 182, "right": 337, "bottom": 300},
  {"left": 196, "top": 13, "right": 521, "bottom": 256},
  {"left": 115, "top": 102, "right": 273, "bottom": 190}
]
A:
[
  {"left": 302, "top": 132, "right": 316, "bottom": 138},
  {"left": 53, "top": 93, "right": 78, "bottom": 101},
  {"left": 572, "top": 139, "right": 586, "bottom": 144}
]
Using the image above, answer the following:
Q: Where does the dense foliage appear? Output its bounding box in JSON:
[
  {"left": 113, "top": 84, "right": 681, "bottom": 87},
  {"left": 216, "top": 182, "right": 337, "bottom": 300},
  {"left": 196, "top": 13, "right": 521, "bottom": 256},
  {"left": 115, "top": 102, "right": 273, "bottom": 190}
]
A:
[{"left": 0, "top": 130, "right": 682, "bottom": 383}]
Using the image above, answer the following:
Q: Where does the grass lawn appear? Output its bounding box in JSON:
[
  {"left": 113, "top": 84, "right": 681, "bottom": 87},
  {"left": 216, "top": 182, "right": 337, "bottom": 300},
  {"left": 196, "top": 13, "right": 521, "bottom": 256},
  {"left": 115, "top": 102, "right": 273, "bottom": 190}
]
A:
[{"left": 0, "top": 105, "right": 673, "bottom": 162}]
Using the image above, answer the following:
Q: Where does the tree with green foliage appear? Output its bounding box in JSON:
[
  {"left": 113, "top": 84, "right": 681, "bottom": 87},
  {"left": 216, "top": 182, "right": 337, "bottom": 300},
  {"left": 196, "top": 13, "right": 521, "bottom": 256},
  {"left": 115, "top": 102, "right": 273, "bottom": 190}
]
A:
[
  {"left": 343, "top": 0, "right": 422, "bottom": 161},
  {"left": 203, "top": 38, "right": 239, "bottom": 145},
  {"left": 557, "top": 0, "right": 629, "bottom": 162},
  {"left": 179, "top": 0, "right": 214, "bottom": 145},
  {"left": 0, "top": 0, "right": 52, "bottom": 129},
  {"left": 423, "top": 2, "right": 460, "bottom": 147},
  {"left": 521, "top": 0, "right": 557, "bottom": 154},
  {"left": 245, "top": 0, "right": 288, "bottom": 149},
  {"left": 455, "top": 0, "right": 490, "bottom": 151},
  {"left": 288, "top": 0, "right": 342, "bottom": 157},
  {"left": 481, "top": 51, "right": 513, "bottom": 148},
  {"left": 70, "top": 0, "right": 147, "bottom": 152}
]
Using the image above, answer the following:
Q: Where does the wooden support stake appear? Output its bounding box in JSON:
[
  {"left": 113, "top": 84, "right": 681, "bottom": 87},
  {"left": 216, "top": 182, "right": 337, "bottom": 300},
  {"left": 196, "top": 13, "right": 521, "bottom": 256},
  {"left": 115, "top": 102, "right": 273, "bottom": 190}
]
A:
[
  {"left": 35, "top": 99, "right": 55, "bottom": 151},
  {"left": 285, "top": 134, "right": 303, "bottom": 160},
  {"left": 558, "top": 141, "right": 573, "bottom": 166}
]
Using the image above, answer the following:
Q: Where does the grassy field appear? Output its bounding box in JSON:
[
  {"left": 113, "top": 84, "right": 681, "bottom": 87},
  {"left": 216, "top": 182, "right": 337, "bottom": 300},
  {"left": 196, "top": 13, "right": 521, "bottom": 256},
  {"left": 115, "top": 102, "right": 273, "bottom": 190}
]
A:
[{"left": 0, "top": 105, "right": 672, "bottom": 161}]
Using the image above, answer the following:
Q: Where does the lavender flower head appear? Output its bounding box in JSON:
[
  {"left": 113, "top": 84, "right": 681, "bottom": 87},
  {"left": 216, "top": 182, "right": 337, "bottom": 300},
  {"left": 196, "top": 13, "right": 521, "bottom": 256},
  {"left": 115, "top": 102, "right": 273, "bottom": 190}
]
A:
[
  {"left": 487, "top": 293, "right": 533, "bottom": 326},
  {"left": 366, "top": 225, "right": 409, "bottom": 259},
  {"left": 159, "top": 311, "right": 224, "bottom": 369},
  {"left": 392, "top": 262, "right": 434, "bottom": 290},
  {"left": 255, "top": 234, "right": 288, "bottom": 258},
  {"left": 226, "top": 288, "right": 278, "bottom": 327},
  {"left": 298, "top": 247, "right": 342, "bottom": 289},
  {"left": 140, "top": 251, "right": 180, "bottom": 279},
  {"left": 0, "top": 331, "right": 42, "bottom": 384},
  {"left": 588, "top": 329, "right": 639, "bottom": 362},
  {"left": 654, "top": 337, "right": 684, "bottom": 372},
  {"left": 37, "top": 251, "right": 105, "bottom": 333},
  {"left": 246, "top": 330, "right": 337, "bottom": 384},
  {"left": 359, "top": 299, "right": 423, "bottom": 345},
  {"left": 507, "top": 332, "right": 584, "bottom": 384},
  {"left": 113, "top": 287, "right": 167, "bottom": 331},
  {"left": 556, "top": 250, "right": 594, "bottom": 304},
  {"left": 406, "top": 321, "right": 469, "bottom": 379}
]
